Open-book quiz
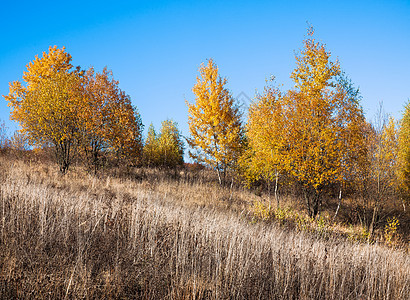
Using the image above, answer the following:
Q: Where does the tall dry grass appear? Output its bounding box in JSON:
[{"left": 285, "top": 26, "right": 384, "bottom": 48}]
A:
[{"left": 0, "top": 157, "right": 409, "bottom": 299}]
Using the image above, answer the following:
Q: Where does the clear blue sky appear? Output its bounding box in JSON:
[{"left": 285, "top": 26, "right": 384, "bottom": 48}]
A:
[{"left": 1, "top": 0, "right": 409, "bottom": 143}]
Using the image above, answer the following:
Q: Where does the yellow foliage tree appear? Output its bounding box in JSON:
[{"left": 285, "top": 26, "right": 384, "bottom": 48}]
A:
[
  {"left": 240, "top": 80, "right": 285, "bottom": 206},
  {"left": 158, "top": 119, "right": 184, "bottom": 168},
  {"left": 143, "top": 123, "right": 160, "bottom": 167},
  {"left": 243, "top": 28, "right": 368, "bottom": 217},
  {"left": 288, "top": 30, "right": 368, "bottom": 217},
  {"left": 104, "top": 94, "right": 143, "bottom": 165},
  {"left": 4, "top": 46, "right": 82, "bottom": 173},
  {"left": 352, "top": 105, "right": 400, "bottom": 234},
  {"left": 187, "top": 59, "right": 244, "bottom": 184},
  {"left": 372, "top": 115, "right": 398, "bottom": 196},
  {"left": 143, "top": 121, "right": 184, "bottom": 169},
  {"left": 398, "top": 101, "right": 410, "bottom": 209},
  {"left": 80, "top": 67, "right": 143, "bottom": 172}
]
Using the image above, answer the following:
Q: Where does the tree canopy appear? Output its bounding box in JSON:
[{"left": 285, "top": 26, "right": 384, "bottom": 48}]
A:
[{"left": 187, "top": 59, "right": 244, "bottom": 184}]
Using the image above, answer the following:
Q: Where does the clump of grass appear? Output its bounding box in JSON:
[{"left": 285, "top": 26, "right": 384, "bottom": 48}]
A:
[
  {"left": 0, "top": 157, "right": 409, "bottom": 299},
  {"left": 247, "top": 195, "right": 409, "bottom": 248},
  {"left": 346, "top": 224, "right": 372, "bottom": 243}
]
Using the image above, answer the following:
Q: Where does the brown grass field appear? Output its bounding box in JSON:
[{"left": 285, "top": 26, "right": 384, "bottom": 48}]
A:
[{"left": 0, "top": 155, "right": 409, "bottom": 299}]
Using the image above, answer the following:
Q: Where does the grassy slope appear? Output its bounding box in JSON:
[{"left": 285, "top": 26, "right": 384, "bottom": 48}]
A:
[{"left": 0, "top": 157, "right": 409, "bottom": 299}]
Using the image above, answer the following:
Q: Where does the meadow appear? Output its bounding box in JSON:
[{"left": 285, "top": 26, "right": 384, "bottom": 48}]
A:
[{"left": 0, "top": 154, "right": 408, "bottom": 299}]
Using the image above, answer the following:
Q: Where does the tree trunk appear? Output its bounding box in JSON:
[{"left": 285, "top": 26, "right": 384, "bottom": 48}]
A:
[
  {"left": 303, "top": 189, "right": 313, "bottom": 218},
  {"left": 369, "top": 203, "right": 379, "bottom": 241},
  {"left": 216, "top": 167, "right": 222, "bottom": 185},
  {"left": 332, "top": 186, "right": 342, "bottom": 223},
  {"left": 312, "top": 193, "right": 321, "bottom": 218},
  {"left": 228, "top": 176, "right": 234, "bottom": 202},
  {"left": 267, "top": 179, "right": 271, "bottom": 210},
  {"left": 275, "top": 170, "right": 279, "bottom": 208},
  {"left": 55, "top": 140, "right": 71, "bottom": 175},
  {"left": 304, "top": 188, "right": 321, "bottom": 218}
]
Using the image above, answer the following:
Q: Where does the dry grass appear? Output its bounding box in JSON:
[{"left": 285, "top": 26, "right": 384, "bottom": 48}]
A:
[{"left": 0, "top": 157, "right": 409, "bottom": 299}]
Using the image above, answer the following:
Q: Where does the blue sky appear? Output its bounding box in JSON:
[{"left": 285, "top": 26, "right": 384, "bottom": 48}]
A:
[{"left": 1, "top": 0, "right": 409, "bottom": 144}]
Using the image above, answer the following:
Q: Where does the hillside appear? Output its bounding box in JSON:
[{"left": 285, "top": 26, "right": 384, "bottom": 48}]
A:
[{"left": 0, "top": 156, "right": 409, "bottom": 299}]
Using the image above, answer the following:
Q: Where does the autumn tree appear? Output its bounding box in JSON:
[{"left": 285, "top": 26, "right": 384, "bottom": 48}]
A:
[
  {"left": 80, "top": 67, "right": 143, "bottom": 172},
  {"left": 287, "top": 29, "right": 368, "bottom": 217},
  {"left": 143, "top": 121, "right": 184, "bottom": 169},
  {"left": 371, "top": 106, "right": 399, "bottom": 197},
  {"left": 105, "top": 99, "right": 143, "bottom": 166},
  {"left": 143, "top": 123, "right": 160, "bottom": 167},
  {"left": 240, "top": 80, "right": 285, "bottom": 207},
  {"left": 243, "top": 28, "right": 368, "bottom": 217},
  {"left": 157, "top": 119, "right": 184, "bottom": 168},
  {"left": 398, "top": 101, "right": 410, "bottom": 209},
  {"left": 187, "top": 59, "right": 244, "bottom": 184},
  {"left": 365, "top": 113, "right": 399, "bottom": 233},
  {"left": 4, "top": 46, "right": 82, "bottom": 173}
]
